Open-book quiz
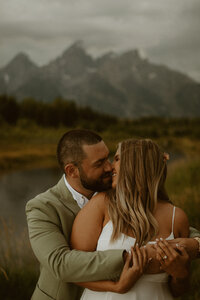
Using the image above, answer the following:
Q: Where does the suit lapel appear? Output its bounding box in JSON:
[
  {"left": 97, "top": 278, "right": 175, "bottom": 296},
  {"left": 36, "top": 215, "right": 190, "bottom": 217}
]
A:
[{"left": 56, "top": 176, "right": 80, "bottom": 216}]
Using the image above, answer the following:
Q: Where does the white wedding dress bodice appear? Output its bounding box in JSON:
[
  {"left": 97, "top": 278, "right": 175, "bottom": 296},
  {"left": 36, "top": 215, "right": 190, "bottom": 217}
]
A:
[{"left": 80, "top": 207, "right": 176, "bottom": 300}]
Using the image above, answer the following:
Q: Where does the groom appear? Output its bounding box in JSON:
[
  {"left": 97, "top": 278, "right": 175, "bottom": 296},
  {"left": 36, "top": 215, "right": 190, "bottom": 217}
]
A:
[{"left": 26, "top": 129, "right": 200, "bottom": 300}]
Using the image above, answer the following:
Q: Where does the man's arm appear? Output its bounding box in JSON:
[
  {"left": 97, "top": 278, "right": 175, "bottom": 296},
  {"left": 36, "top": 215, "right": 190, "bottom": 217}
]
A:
[
  {"left": 26, "top": 199, "right": 124, "bottom": 283},
  {"left": 189, "top": 226, "right": 200, "bottom": 238},
  {"left": 169, "top": 226, "right": 200, "bottom": 259}
]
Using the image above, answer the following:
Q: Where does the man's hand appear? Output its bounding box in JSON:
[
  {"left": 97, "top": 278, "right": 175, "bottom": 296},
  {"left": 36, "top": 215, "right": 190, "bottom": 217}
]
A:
[
  {"left": 168, "top": 238, "right": 199, "bottom": 260},
  {"left": 155, "top": 239, "right": 190, "bottom": 279}
]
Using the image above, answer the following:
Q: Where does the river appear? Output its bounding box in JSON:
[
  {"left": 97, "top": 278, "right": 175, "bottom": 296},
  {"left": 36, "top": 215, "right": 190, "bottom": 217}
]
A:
[
  {"left": 0, "top": 167, "right": 62, "bottom": 229},
  {"left": 0, "top": 151, "right": 183, "bottom": 229}
]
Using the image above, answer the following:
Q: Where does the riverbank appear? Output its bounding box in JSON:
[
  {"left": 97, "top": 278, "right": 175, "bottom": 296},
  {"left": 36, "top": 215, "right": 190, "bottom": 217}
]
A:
[
  {"left": 0, "top": 143, "right": 57, "bottom": 176},
  {"left": 0, "top": 125, "right": 62, "bottom": 176},
  {"left": 1, "top": 123, "right": 200, "bottom": 176}
]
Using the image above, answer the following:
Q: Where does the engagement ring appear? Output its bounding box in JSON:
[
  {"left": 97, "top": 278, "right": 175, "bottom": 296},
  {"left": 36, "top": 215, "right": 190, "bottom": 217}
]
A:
[{"left": 163, "top": 255, "right": 168, "bottom": 260}]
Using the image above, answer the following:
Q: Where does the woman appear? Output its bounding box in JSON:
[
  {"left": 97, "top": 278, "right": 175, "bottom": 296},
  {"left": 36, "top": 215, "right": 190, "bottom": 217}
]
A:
[{"left": 71, "top": 139, "right": 190, "bottom": 299}]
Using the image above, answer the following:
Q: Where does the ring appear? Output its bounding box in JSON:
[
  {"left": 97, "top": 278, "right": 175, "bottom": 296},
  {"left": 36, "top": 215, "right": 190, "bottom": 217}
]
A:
[{"left": 163, "top": 255, "right": 168, "bottom": 260}]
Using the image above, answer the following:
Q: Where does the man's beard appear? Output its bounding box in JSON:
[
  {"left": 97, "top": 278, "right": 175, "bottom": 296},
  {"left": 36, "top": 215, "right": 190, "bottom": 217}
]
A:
[{"left": 78, "top": 166, "right": 112, "bottom": 192}]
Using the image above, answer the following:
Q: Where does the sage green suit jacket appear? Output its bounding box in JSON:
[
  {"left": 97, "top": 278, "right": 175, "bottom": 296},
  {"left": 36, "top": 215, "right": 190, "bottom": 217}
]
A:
[{"left": 26, "top": 176, "right": 124, "bottom": 300}]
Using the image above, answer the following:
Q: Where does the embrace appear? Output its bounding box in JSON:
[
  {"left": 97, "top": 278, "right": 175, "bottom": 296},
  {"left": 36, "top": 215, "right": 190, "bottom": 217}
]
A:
[{"left": 26, "top": 129, "right": 200, "bottom": 300}]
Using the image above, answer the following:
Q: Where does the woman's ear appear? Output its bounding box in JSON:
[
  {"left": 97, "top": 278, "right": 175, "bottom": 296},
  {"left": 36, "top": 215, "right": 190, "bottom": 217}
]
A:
[{"left": 64, "top": 163, "right": 79, "bottom": 178}]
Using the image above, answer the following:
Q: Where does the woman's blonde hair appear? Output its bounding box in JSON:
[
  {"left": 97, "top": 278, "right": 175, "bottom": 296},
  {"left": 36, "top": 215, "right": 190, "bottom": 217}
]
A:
[{"left": 108, "top": 139, "right": 170, "bottom": 246}]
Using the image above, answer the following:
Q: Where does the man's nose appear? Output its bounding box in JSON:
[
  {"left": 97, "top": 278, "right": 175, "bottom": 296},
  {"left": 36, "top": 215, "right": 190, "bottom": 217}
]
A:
[{"left": 104, "top": 160, "right": 112, "bottom": 172}]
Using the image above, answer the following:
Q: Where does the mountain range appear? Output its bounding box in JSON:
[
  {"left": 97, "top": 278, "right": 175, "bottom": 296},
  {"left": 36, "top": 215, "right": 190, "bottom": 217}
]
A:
[{"left": 0, "top": 41, "right": 200, "bottom": 118}]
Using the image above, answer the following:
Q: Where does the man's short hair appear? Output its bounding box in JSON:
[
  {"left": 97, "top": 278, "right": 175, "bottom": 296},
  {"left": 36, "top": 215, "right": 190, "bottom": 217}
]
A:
[{"left": 57, "top": 129, "right": 102, "bottom": 172}]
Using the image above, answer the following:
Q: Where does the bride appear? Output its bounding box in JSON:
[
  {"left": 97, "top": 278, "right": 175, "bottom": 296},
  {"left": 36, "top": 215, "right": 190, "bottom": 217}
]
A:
[{"left": 71, "top": 139, "right": 190, "bottom": 299}]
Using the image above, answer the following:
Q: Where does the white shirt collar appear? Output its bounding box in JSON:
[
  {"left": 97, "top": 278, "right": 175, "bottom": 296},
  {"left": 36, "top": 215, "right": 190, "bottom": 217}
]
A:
[{"left": 63, "top": 174, "right": 89, "bottom": 209}]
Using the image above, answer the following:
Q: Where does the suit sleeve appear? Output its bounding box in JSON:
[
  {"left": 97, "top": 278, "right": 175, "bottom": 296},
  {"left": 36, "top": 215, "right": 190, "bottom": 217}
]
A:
[
  {"left": 189, "top": 226, "right": 200, "bottom": 238},
  {"left": 26, "top": 199, "right": 124, "bottom": 283}
]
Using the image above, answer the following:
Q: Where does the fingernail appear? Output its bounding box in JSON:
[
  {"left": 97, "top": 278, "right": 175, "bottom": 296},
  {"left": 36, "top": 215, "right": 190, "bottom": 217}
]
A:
[
  {"left": 160, "top": 238, "right": 163, "bottom": 241},
  {"left": 156, "top": 238, "right": 159, "bottom": 242},
  {"left": 176, "top": 243, "right": 179, "bottom": 247},
  {"left": 149, "top": 258, "right": 153, "bottom": 262}
]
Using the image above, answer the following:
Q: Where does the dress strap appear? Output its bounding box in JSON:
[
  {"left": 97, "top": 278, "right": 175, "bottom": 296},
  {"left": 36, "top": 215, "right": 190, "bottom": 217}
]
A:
[{"left": 171, "top": 206, "right": 176, "bottom": 234}]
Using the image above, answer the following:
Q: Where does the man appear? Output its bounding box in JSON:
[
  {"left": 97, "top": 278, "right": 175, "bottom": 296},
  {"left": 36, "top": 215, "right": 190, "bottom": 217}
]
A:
[{"left": 26, "top": 129, "right": 200, "bottom": 300}]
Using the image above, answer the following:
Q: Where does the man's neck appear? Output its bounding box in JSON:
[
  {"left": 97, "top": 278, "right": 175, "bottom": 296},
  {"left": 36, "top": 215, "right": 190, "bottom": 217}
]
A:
[{"left": 65, "top": 176, "right": 95, "bottom": 199}]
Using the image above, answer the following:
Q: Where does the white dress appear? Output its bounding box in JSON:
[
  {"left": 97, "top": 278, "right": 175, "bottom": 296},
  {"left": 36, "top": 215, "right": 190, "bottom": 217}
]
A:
[{"left": 80, "top": 207, "right": 176, "bottom": 300}]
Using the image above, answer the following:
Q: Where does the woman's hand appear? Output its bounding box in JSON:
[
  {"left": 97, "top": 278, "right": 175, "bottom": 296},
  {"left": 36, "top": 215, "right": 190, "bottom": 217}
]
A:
[
  {"left": 155, "top": 239, "right": 190, "bottom": 297},
  {"left": 116, "top": 245, "right": 149, "bottom": 294},
  {"left": 155, "top": 239, "right": 190, "bottom": 279},
  {"left": 168, "top": 237, "right": 200, "bottom": 259}
]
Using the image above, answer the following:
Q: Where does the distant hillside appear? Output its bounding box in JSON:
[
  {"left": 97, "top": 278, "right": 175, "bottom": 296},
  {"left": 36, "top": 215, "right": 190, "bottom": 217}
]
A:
[{"left": 0, "top": 41, "right": 200, "bottom": 118}]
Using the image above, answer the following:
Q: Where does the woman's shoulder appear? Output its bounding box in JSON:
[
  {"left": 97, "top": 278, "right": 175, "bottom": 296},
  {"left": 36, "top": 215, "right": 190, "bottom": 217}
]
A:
[
  {"left": 158, "top": 201, "right": 189, "bottom": 224},
  {"left": 71, "top": 192, "right": 108, "bottom": 251},
  {"left": 172, "top": 205, "right": 189, "bottom": 238},
  {"left": 82, "top": 192, "right": 108, "bottom": 213},
  {"left": 174, "top": 205, "right": 188, "bottom": 219},
  {"left": 156, "top": 200, "right": 174, "bottom": 212},
  {"left": 174, "top": 206, "right": 189, "bottom": 226},
  {"left": 156, "top": 201, "right": 189, "bottom": 237},
  {"left": 90, "top": 191, "right": 108, "bottom": 203}
]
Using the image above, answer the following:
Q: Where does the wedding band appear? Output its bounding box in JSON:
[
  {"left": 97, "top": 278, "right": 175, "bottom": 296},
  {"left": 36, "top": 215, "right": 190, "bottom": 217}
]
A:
[{"left": 163, "top": 255, "right": 168, "bottom": 260}]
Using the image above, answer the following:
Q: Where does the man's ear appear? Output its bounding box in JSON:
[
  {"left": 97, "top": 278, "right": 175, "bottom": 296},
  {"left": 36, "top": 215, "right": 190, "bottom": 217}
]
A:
[{"left": 64, "top": 163, "right": 79, "bottom": 178}]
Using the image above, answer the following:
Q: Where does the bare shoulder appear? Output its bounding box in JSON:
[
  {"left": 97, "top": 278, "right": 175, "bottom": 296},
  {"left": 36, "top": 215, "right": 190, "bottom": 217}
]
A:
[
  {"left": 71, "top": 192, "right": 107, "bottom": 251},
  {"left": 174, "top": 206, "right": 189, "bottom": 238},
  {"left": 156, "top": 201, "right": 189, "bottom": 238},
  {"left": 73, "top": 192, "right": 107, "bottom": 225},
  {"left": 175, "top": 206, "right": 189, "bottom": 223},
  {"left": 81, "top": 192, "right": 107, "bottom": 213}
]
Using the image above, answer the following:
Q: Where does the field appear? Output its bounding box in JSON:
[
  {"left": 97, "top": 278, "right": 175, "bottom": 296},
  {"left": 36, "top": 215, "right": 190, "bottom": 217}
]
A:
[{"left": 0, "top": 120, "right": 199, "bottom": 300}]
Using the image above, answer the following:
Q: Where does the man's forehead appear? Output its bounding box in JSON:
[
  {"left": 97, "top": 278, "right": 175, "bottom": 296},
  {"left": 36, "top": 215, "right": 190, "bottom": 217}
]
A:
[{"left": 82, "top": 141, "right": 109, "bottom": 160}]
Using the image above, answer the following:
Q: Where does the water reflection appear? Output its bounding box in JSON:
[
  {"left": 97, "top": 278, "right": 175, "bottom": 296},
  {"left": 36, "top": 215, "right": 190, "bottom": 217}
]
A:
[
  {"left": 0, "top": 167, "right": 62, "bottom": 228},
  {"left": 0, "top": 152, "right": 183, "bottom": 229}
]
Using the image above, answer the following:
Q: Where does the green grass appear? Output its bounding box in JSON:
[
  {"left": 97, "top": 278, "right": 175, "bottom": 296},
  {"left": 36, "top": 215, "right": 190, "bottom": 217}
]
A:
[
  {"left": 167, "top": 159, "right": 200, "bottom": 229},
  {"left": 0, "top": 218, "right": 39, "bottom": 300},
  {"left": 166, "top": 159, "right": 200, "bottom": 300}
]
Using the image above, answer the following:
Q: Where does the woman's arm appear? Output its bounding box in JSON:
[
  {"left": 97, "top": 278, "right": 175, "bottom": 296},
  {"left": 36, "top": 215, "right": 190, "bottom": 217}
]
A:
[
  {"left": 75, "top": 246, "right": 148, "bottom": 294},
  {"left": 71, "top": 193, "right": 149, "bottom": 293},
  {"left": 71, "top": 192, "right": 106, "bottom": 251},
  {"left": 174, "top": 207, "right": 190, "bottom": 238},
  {"left": 156, "top": 239, "right": 190, "bottom": 297},
  {"left": 156, "top": 207, "right": 190, "bottom": 297}
]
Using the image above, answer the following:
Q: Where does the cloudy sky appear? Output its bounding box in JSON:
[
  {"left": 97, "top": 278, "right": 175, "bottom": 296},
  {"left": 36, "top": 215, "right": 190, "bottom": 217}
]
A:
[{"left": 1, "top": 0, "right": 200, "bottom": 81}]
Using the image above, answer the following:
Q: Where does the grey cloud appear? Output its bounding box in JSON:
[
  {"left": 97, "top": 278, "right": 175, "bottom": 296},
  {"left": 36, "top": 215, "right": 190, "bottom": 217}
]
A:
[{"left": 0, "top": 0, "right": 200, "bottom": 80}]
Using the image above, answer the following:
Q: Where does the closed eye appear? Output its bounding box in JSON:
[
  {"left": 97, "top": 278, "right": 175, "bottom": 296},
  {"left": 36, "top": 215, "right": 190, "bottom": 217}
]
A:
[
  {"left": 114, "top": 155, "right": 120, "bottom": 162},
  {"left": 93, "top": 158, "right": 107, "bottom": 167}
]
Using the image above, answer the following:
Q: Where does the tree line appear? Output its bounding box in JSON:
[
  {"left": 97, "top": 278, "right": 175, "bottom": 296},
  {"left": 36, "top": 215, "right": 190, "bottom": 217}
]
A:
[
  {"left": 0, "top": 94, "right": 200, "bottom": 138},
  {"left": 0, "top": 95, "right": 117, "bottom": 131}
]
